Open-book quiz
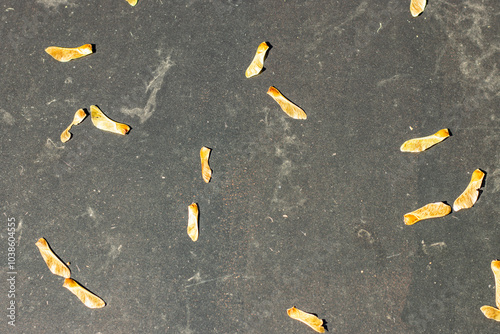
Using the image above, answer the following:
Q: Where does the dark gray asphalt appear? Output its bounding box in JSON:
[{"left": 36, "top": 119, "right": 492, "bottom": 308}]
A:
[{"left": 1, "top": 0, "right": 500, "bottom": 333}]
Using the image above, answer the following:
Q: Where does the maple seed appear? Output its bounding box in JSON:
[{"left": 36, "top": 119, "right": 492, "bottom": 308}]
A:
[
  {"left": 63, "top": 278, "right": 106, "bottom": 309},
  {"left": 45, "top": 44, "right": 93, "bottom": 62},
  {"left": 481, "top": 305, "right": 500, "bottom": 321},
  {"left": 35, "top": 238, "right": 71, "bottom": 278},
  {"left": 200, "top": 147, "right": 212, "bottom": 183},
  {"left": 404, "top": 202, "right": 451, "bottom": 225},
  {"left": 453, "top": 169, "right": 485, "bottom": 211},
  {"left": 410, "top": 0, "right": 426, "bottom": 17},
  {"left": 187, "top": 203, "right": 199, "bottom": 242},
  {"left": 245, "top": 42, "right": 269, "bottom": 78},
  {"left": 400, "top": 128, "right": 449, "bottom": 152},
  {"left": 61, "top": 109, "right": 87, "bottom": 143},
  {"left": 287, "top": 306, "right": 325, "bottom": 333},
  {"left": 492, "top": 260, "right": 500, "bottom": 309},
  {"left": 267, "top": 86, "right": 307, "bottom": 120},
  {"left": 90, "top": 105, "right": 130, "bottom": 135}
]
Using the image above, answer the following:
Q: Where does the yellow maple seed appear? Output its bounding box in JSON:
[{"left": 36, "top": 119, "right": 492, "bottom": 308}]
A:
[
  {"left": 63, "top": 278, "right": 106, "bottom": 309},
  {"left": 267, "top": 86, "right": 307, "bottom": 120},
  {"left": 35, "top": 238, "right": 71, "bottom": 278},
  {"left": 45, "top": 44, "right": 93, "bottom": 62},
  {"left": 453, "top": 169, "right": 485, "bottom": 211},
  {"left": 481, "top": 305, "right": 500, "bottom": 321},
  {"left": 245, "top": 42, "right": 269, "bottom": 78},
  {"left": 491, "top": 261, "right": 500, "bottom": 309},
  {"left": 410, "top": 0, "right": 426, "bottom": 17},
  {"left": 480, "top": 261, "right": 500, "bottom": 321},
  {"left": 72, "top": 108, "right": 87, "bottom": 125},
  {"left": 126, "top": 0, "right": 138, "bottom": 6},
  {"left": 61, "top": 109, "right": 88, "bottom": 143},
  {"left": 90, "top": 105, "right": 130, "bottom": 135},
  {"left": 404, "top": 202, "right": 451, "bottom": 225},
  {"left": 187, "top": 203, "right": 199, "bottom": 242},
  {"left": 61, "top": 129, "right": 71, "bottom": 143},
  {"left": 400, "top": 128, "right": 449, "bottom": 152},
  {"left": 287, "top": 306, "right": 325, "bottom": 333},
  {"left": 200, "top": 147, "right": 212, "bottom": 183}
]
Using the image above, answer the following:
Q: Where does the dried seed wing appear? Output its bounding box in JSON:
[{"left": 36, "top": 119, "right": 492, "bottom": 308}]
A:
[
  {"left": 481, "top": 305, "right": 500, "bottom": 321},
  {"left": 453, "top": 169, "right": 485, "bottom": 211},
  {"left": 90, "top": 105, "right": 130, "bottom": 135},
  {"left": 60, "top": 109, "right": 88, "bottom": 143},
  {"left": 126, "top": 0, "right": 138, "bottom": 5},
  {"left": 200, "top": 147, "right": 212, "bottom": 183},
  {"left": 187, "top": 203, "right": 199, "bottom": 242},
  {"left": 63, "top": 278, "right": 106, "bottom": 309},
  {"left": 400, "top": 128, "right": 449, "bottom": 152},
  {"left": 73, "top": 108, "right": 87, "bottom": 125},
  {"left": 35, "top": 238, "right": 71, "bottom": 278},
  {"left": 491, "top": 261, "right": 500, "bottom": 309},
  {"left": 404, "top": 202, "right": 451, "bottom": 225},
  {"left": 287, "top": 306, "right": 325, "bottom": 333},
  {"left": 245, "top": 42, "right": 269, "bottom": 78},
  {"left": 267, "top": 86, "right": 307, "bottom": 120},
  {"left": 410, "top": 0, "right": 426, "bottom": 17},
  {"left": 45, "top": 44, "right": 93, "bottom": 62},
  {"left": 60, "top": 125, "right": 72, "bottom": 143}
]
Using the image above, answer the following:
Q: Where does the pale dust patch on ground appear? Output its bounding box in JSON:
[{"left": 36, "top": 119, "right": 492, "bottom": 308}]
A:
[
  {"left": 120, "top": 55, "right": 175, "bottom": 124},
  {"left": 105, "top": 236, "right": 123, "bottom": 261},
  {"left": 254, "top": 107, "right": 308, "bottom": 212},
  {"left": 0, "top": 108, "right": 15, "bottom": 125},
  {"left": 488, "top": 169, "right": 500, "bottom": 194},
  {"left": 432, "top": 0, "right": 500, "bottom": 99},
  {"left": 36, "top": 0, "right": 74, "bottom": 9},
  {"left": 303, "top": 0, "right": 402, "bottom": 54},
  {"left": 34, "top": 138, "right": 65, "bottom": 164}
]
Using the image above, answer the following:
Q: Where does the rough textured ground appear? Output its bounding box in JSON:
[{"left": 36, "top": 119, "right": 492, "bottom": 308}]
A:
[{"left": 1, "top": 0, "right": 499, "bottom": 333}]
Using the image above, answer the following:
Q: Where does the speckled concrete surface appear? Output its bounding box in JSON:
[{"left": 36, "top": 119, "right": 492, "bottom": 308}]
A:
[{"left": 1, "top": 0, "right": 499, "bottom": 333}]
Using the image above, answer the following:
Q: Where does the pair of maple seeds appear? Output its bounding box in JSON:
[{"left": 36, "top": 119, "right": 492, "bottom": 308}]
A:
[
  {"left": 35, "top": 238, "right": 105, "bottom": 309},
  {"left": 400, "top": 129, "right": 485, "bottom": 224},
  {"left": 481, "top": 261, "right": 500, "bottom": 321},
  {"left": 186, "top": 147, "right": 212, "bottom": 242},
  {"left": 61, "top": 105, "right": 130, "bottom": 143}
]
